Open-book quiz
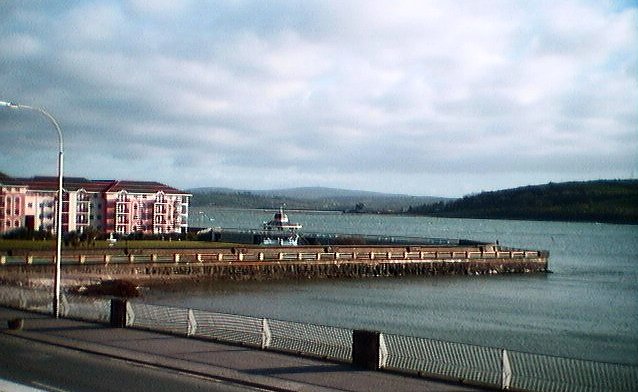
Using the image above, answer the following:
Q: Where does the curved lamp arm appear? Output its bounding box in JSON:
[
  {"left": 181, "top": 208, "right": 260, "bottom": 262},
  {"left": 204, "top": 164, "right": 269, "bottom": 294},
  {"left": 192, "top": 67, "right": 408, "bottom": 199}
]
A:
[{"left": 1, "top": 100, "right": 64, "bottom": 319}]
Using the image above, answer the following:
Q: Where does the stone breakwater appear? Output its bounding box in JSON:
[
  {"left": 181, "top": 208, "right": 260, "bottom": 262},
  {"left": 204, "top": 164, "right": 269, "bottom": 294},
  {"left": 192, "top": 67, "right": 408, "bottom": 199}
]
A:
[{"left": 0, "top": 244, "right": 549, "bottom": 287}]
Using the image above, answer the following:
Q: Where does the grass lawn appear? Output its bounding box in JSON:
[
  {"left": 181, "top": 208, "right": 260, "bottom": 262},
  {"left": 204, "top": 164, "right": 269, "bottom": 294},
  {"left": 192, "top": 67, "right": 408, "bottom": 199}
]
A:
[{"left": 0, "top": 239, "right": 238, "bottom": 252}]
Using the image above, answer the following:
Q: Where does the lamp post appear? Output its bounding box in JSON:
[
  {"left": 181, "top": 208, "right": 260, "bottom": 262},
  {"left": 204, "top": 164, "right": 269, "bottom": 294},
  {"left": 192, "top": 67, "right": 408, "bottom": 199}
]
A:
[{"left": 1, "top": 100, "right": 64, "bottom": 318}]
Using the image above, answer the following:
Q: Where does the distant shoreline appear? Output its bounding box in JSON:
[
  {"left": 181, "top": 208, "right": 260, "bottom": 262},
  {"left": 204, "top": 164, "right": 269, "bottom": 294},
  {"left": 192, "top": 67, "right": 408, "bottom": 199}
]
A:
[{"left": 190, "top": 180, "right": 638, "bottom": 226}]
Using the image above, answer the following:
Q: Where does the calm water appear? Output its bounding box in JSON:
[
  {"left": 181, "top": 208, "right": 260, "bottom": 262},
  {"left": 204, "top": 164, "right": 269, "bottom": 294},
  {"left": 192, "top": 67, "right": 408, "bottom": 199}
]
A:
[{"left": 143, "top": 208, "right": 638, "bottom": 365}]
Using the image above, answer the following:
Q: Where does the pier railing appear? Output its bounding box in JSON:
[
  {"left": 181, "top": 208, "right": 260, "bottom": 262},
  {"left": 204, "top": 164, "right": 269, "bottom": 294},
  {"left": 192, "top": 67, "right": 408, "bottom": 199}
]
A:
[
  {"left": 1, "top": 285, "right": 636, "bottom": 392},
  {"left": 0, "top": 247, "right": 547, "bottom": 265},
  {"left": 205, "top": 227, "right": 465, "bottom": 246}
]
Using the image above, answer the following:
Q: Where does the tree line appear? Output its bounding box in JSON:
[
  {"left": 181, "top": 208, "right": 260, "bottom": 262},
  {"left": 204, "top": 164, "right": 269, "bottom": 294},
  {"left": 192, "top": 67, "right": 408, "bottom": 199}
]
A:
[{"left": 407, "top": 180, "right": 638, "bottom": 224}]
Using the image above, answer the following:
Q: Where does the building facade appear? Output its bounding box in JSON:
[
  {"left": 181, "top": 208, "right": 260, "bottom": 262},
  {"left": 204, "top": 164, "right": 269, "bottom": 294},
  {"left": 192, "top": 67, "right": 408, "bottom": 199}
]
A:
[{"left": 0, "top": 176, "right": 190, "bottom": 236}]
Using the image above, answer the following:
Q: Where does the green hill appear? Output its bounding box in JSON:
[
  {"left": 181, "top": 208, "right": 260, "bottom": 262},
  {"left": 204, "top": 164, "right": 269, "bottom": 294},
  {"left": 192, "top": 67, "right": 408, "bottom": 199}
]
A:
[
  {"left": 408, "top": 180, "right": 638, "bottom": 224},
  {"left": 188, "top": 187, "right": 447, "bottom": 213}
]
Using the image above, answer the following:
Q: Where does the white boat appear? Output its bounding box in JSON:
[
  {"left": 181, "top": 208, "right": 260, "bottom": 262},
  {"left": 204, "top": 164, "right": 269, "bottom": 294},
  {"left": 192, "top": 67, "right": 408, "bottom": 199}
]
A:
[
  {"left": 263, "top": 206, "right": 302, "bottom": 231},
  {"left": 261, "top": 207, "right": 302, "bottom": 246}
]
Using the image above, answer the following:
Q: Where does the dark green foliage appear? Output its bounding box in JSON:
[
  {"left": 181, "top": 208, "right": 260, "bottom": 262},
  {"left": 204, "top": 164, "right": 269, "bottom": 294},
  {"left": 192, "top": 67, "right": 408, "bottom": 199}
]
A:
[
  {"left": 408, "top": 180, "right": 638, "bottom": 224},
  {"left": 190, "top": 190, "right": 304, "bottom": 209},
  {"left": 1, "top": 227, "right": 52, "bottom": 240}
]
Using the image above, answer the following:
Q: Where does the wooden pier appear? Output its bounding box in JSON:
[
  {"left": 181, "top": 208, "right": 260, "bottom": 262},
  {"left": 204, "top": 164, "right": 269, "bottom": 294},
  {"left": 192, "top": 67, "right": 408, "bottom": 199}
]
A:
[{"left": 0, "top": 244, "right": 549, "bottom": 284}]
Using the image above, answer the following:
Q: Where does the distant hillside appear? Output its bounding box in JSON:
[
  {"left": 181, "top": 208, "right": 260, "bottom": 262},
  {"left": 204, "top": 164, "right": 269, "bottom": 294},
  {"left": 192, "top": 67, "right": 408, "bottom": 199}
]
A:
[
  {"left": 408, "top": 180, "right": 638, "bottom": 224},
  {"left": 251, "top": 187, "right": 397, "bottom": 199},
  {"left": 188, "top": 187, "right": 448, "bottom": 212}
]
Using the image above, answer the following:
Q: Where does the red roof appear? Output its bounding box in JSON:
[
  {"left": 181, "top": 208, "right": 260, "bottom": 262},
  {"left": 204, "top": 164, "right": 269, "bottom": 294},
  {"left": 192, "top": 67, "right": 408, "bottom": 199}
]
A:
[{"left": 1, "top": 175, "right": 189, "bottom": 195}]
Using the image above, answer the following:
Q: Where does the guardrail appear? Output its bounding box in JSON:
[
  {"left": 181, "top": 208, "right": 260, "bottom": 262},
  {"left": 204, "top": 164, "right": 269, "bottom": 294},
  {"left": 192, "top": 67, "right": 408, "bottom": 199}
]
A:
[
  {"left": 0, "top": 248, "right": 546, "bottom": 266},
  {"left": 207, "top": 227, "right": 464, "bottom": 246},
  {"left": 1, "top": 286, "right": 635, "bottom": 392}
]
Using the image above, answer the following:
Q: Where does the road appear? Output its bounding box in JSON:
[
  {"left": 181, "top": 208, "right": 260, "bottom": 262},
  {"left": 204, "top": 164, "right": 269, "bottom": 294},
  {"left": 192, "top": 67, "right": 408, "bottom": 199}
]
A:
[{"left": 0, "top": 333, "right": 266, "bottom": 392}]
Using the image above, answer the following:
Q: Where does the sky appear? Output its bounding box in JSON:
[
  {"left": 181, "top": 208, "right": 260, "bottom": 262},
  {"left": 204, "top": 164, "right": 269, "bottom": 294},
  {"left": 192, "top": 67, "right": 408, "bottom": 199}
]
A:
[{"left": 1, "top": 1, "right": 636, "bottom": 197}]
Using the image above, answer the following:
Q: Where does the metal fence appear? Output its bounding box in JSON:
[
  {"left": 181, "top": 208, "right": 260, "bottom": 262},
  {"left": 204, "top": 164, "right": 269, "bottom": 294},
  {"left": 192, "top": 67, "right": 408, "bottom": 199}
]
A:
[
  {"left": 127, "top": 302, "right": 352, "bottom": 362},
  {"left": 0, "top": 285, "right": 110, "bottom": 323},
  {"left": 381, "top": 333, "right": 503, "bottom": 387},
  {"left": 1, "top": 287, "right": 636, "bottom": 392}
]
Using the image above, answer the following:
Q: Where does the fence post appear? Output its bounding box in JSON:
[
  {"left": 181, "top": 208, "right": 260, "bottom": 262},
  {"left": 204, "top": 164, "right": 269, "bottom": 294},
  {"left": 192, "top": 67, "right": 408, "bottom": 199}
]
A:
[
  {"left": 59, "top": 293, "right": 69, "bottom": 317},
  {"left": 110, "top": 298, "right": 128, "bottom": 328},
  {"left": 187, "top": 309, "right": 197, "bottom": 336},
  {"left": 352, "top": 329, "right": 381, "bottom": 370},
  {"left": 173, "top": 253, "right": 180, "bottom": 263},
  {"left": 379, "top": 333, "right": 388, "bottom": 368},
  {"left": 261, "top": 318, "right": 272, "bottom": 349},
  {"left": 501, "top": 349, "right": 512, "bottom": 390},
  {"left": 126, "top": 301, "right": 135, "bottom": 326}
]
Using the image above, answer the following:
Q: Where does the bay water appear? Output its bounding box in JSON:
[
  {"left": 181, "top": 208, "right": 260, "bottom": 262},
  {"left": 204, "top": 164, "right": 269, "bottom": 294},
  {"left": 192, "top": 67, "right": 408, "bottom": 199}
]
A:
[{"left": 142, "top": 208, "right": 638, "bottom": 365}]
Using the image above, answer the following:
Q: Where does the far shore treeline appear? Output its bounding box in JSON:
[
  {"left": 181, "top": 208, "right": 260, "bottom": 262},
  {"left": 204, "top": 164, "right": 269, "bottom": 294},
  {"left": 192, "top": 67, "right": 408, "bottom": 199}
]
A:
[
  {"left": 189, "top": 180, "right": 638, "bottom": 225},
  {"left": 410, "top": 180, "right": 638, "bottom": 225}
]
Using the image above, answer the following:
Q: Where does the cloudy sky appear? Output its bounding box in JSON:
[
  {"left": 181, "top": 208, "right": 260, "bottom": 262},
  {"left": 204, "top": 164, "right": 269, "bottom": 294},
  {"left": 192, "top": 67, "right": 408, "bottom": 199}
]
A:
[{"left": 1, "top": 1, "right": 636, "bottom": 197}]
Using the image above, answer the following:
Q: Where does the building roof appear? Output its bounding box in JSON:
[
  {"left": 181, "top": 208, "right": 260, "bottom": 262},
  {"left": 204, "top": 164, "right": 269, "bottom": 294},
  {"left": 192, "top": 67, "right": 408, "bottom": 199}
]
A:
[{"left": 0, "top": 175, "right": 190, "bottom": 195}]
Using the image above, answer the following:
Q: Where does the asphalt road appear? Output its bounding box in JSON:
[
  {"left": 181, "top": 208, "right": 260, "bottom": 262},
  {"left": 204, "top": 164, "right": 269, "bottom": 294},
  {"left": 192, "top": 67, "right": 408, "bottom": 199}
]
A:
[{"left": 0, "top": 333, "right": 266, "bottom": 392}]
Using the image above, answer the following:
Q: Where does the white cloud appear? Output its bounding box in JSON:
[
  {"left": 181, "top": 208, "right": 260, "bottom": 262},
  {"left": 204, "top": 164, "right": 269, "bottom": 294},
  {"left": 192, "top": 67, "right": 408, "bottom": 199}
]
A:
[
  {"left": 0, "top": 0, "right": 636, "bottom": 196},
  {"left": 0, "top": 33, "right": 42, "bottom": 58},
  {"left": 62, "top": 2, "right": 127, "bottom": 44},
  {"left": 126, "top": 0, "right": 193, "bottom": 15}
]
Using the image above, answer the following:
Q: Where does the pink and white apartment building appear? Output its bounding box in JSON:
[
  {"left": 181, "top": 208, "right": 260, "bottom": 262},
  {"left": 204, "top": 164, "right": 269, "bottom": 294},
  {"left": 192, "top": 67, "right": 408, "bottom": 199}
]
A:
[{"left": 0, "top": 176, "right": 191, "bottom": 236}]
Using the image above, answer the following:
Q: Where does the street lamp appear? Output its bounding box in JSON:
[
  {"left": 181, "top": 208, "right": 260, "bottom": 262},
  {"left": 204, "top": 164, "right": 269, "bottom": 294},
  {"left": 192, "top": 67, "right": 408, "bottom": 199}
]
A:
[{"left": 1, "top": 100, "right": 64, "bottom": 318}]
